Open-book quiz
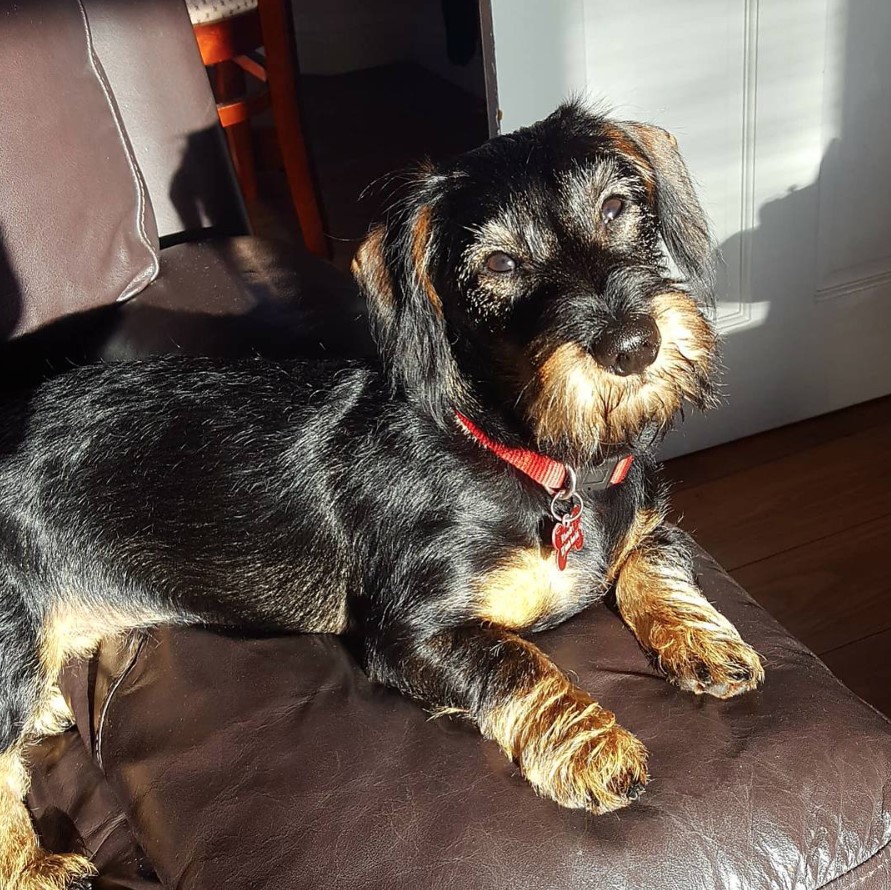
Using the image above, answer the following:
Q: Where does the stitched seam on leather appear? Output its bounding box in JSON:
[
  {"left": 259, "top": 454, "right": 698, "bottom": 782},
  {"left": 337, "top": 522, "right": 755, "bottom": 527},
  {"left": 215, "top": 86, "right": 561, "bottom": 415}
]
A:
[
  {"left": 96, "top": 633, "right": 147, "bottom": 770},
  {"left": 817, "top": 834, "right": 891, "bottom": 889},
  {"left": 75, "top": 0, "right": 160, "bottom": 296}
]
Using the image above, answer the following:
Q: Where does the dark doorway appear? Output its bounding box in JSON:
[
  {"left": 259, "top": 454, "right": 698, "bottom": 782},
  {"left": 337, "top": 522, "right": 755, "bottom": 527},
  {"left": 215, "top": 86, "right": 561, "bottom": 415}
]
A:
[{"left": 251, "top": 0, "right": 492, "bottom": 270}]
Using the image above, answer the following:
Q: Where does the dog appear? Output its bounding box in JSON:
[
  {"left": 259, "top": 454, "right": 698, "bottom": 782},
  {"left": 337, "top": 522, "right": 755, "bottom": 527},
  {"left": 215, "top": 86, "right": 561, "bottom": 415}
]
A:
[{"left": 0, "top": 102, "right": 762, "bottom": 889}]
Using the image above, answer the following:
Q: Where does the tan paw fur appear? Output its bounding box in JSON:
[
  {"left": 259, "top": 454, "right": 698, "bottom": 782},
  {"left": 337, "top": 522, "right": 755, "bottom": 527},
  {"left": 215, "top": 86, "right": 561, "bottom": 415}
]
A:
[
  {"left": 10, "top": 851, "right": 96, "bottom": 890},
  {"left": 652, "top": 622, "right": 764, "bottom": 699},
  {"left": 484, "top": 679, "right": 649, "bottom": 813}
]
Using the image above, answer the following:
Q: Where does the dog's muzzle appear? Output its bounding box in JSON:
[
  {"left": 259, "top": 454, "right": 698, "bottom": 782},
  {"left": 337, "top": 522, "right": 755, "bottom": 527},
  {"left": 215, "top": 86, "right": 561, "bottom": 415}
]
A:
[{"left": 590, "top": 314, "right": 661, "bottom": 377}]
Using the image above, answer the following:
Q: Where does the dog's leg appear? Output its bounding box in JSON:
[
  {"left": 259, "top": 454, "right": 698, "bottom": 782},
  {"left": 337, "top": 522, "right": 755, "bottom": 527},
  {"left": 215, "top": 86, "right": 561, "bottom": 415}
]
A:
[
  {"left": 366, "top": 625, "right": 648, "bottom": 813},
  {"left": 611, "top": 513, "right": 763, "bottom": 698},
  {"left": 0, "top": 592, "right": 95, "bottom": 889}
]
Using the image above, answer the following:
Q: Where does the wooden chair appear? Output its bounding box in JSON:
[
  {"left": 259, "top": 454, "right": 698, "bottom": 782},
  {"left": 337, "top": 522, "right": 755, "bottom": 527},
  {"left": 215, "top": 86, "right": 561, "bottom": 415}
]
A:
[{"left": 188, "top": 0, "right": 328, "bottom": 257}]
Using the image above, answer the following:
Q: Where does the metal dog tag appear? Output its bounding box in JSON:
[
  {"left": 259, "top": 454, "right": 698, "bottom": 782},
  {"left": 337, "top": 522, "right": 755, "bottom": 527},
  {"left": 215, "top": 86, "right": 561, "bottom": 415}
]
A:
[{"left": 551, "top": 503, "right": 584, "bottom": 571}]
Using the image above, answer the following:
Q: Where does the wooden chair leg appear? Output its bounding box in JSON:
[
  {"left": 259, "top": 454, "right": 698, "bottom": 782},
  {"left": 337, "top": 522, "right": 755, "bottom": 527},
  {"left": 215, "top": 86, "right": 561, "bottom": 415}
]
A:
[
  {"left": 257, "top": 0, "right": 328, "bottom": 257},
  {"left": 214, "top": 60, "right": 259, "bottom": 202}
]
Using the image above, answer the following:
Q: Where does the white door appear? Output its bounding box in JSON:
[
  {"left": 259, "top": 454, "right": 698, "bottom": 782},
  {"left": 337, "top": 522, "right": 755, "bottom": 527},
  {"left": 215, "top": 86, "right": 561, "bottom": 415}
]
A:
[{"left": 487, "top": 0, "right": 891, "bottom": 456}]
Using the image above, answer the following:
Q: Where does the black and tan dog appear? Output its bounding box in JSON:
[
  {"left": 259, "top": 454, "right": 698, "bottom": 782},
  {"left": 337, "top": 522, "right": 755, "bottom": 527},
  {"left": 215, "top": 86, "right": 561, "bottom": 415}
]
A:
[{"left": 0, "top": 103, "right": 762, "bottom": 888}]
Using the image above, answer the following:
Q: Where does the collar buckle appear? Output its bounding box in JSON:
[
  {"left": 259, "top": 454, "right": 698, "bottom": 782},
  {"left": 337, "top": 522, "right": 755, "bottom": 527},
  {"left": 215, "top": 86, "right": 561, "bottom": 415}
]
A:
[{"left": 577, "top": 454, "right": 634, "bottom": 497}]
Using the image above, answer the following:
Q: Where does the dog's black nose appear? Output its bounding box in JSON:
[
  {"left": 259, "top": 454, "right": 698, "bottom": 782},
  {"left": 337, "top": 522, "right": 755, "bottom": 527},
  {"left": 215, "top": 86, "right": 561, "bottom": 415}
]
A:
[{"left": 591, "top": 315, "right": 661, "bottom": 376}]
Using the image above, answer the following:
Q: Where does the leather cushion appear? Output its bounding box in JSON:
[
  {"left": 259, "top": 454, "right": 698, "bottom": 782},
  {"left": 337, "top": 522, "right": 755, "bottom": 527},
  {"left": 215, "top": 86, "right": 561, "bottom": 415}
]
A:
[
  {"left": 84, "top": 0, "right": 247, "bottom": 241},
  {"left": 0, "top": 0, "right": 159, "bottom": 338},
  {"left": 50, "top": 550, "right": 891, "bottom": 889},
  {"left": 109, "top": 238, "right": 372, "bottom": 360}
]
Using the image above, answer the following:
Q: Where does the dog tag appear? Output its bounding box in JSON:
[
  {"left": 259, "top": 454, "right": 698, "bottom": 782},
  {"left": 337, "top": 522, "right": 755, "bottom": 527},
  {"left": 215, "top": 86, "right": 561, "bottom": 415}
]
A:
[{"left": 551, "top": 503, "right": 584, "bottom": 571}]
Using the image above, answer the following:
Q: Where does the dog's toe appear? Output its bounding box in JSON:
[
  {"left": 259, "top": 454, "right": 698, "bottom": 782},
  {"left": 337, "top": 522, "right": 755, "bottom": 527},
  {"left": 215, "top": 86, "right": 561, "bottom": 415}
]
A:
[{"left": 660, "top": 634, "right": 764, "bottom": 699}]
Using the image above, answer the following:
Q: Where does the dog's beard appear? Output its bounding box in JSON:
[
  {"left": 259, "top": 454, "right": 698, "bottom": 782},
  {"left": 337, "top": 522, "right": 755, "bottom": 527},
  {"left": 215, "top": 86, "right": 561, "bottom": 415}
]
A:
[{"left": 521, "top": 293, "right": 718, "bottom": 459}]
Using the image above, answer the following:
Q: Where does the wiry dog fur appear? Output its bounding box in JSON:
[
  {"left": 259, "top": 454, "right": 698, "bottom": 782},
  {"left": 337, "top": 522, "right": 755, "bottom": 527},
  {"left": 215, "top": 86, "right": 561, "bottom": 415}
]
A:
[{"left": 0, "top": 103, "right": 762, "bottom": 887}]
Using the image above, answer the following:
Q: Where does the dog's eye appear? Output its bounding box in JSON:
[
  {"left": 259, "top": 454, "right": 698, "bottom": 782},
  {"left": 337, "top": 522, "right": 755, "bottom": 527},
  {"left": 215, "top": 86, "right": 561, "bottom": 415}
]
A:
[
  {"left": 601, "top": 197, "right": 625, "bottom": 223},
  {"left": 485, "top": 252, "right": 518, "bottom": 274}
]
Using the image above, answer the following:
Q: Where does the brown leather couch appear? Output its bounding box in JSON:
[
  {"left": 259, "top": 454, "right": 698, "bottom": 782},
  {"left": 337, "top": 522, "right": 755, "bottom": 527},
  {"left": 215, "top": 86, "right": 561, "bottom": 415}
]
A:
[{"left": 3, "top": 2, "right": 890, "bottom": 888}]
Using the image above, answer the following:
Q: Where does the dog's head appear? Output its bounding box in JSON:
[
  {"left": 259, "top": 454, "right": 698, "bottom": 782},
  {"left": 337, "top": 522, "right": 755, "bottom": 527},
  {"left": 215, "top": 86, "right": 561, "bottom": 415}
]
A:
[{"left": 352, "top": 102, "right": 719, "bottom": 463}]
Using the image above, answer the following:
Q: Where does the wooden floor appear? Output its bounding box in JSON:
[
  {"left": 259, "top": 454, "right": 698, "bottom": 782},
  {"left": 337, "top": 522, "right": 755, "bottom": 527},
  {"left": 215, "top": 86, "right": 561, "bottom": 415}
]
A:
[{"left": 665, "top": 395, "right": 891, "bottom": 717}]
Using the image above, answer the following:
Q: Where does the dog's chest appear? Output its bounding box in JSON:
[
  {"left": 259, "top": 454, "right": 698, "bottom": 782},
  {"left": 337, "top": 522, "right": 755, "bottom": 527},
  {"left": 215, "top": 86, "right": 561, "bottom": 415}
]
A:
[{"left": 471, "top": 511, "right": 613, "bottom": 631}]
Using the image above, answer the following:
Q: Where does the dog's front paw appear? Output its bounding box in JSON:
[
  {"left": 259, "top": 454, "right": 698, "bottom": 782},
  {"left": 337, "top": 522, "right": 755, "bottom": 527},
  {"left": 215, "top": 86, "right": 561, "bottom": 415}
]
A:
[
  {"left": 523, "top": 707, "right": 648, "bottom": 813},
  {"left": 496, "top": 690, "right": 649, "bottom": 813},
  {"left": 654, "top": 624, "right": 764, "bottom": 699}
]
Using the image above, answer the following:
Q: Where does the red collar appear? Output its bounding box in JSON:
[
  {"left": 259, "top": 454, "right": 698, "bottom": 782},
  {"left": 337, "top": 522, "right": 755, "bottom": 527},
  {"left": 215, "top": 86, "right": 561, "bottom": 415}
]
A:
[
  {"left": 455, "top": 412, "right": 568, "bottom": 490},
  {"left": 455, "top": 412, "right": 633, "bottom": 494}
]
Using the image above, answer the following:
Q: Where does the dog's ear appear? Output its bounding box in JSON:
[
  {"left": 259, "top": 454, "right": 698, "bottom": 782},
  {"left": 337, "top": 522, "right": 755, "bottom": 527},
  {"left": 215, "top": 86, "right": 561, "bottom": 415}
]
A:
[
  {"left": 352, "top": 175, "right": 464, "bottom": 426},
  {"left": 620, "top": 122, "right": 716, "bottom": 307}
]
